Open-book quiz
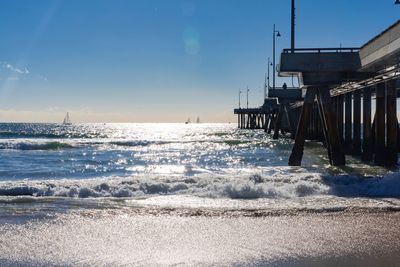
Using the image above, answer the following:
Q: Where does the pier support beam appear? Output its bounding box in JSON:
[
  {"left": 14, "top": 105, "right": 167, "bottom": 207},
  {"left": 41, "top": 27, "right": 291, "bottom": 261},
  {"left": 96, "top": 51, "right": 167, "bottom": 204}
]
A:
[
  {"left": 289, "top": 87, "right": 345, "bottom": 166},
  {"left": 362, "top": 87, "right": 373, "bottom": 161},
  {"left": 268, "top": 112, "right": 275, "bottom": 134},
  {"left": 398, "top": 119, "right": 400, "bottom": 153},
  {"left": 264, "top": 114, "right": 270, "bottom": 133},
  {"left": 336, "top": 95, "right": 344, "bottom": 142},
  {"left": 353, "top": 90, "right": 362, "bottom": 156},
  {"left": 273, "top": 105, "right": 284, "bottom": 139},
  {"left": 344, "top": 93, "right": 352, "bottom": 154},
  {"left": 317, "top": 94, "right": 332, "bottom": 156},
  {"left": 317, "top": 88, "right": 345, "bottom": 166},
  {"left": 284, "top": 105, "right": 296, "bottom": 139},
  {"left": 386, "top": 79, "right": 398, "bottom": 166},
  {"left": 374, "top": 83, "right": 386, "bottom": 166},
  {"left": 289, "top": 88, "right": 317, "bottom": 166}
]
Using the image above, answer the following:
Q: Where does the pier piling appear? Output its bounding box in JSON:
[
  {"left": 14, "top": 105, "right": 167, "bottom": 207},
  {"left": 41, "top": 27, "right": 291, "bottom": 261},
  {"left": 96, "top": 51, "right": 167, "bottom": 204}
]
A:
[
  {"left": 386, "top": 80, "right": 398, "bottom": 166},
  {"left": 375, "top": 83, "right": 386, "bottom": 166},
  {"left": 362, "top": 87, "right": 373, "bottom": 161}
]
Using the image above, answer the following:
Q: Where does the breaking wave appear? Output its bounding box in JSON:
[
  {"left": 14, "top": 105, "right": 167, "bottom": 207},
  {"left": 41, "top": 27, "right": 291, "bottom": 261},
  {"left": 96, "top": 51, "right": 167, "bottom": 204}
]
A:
[
  {"left": 0, "top": 139, "right": 252, "bottom": 151},
  {"left": 0, "top": 172, "right": 399, "bottom": 200},
  {"left": 0, "top": 142, "right": 74, "bottom": 151},
  {"left": 0, "top": 131, "right": 104, "bottom": 139},
  {"left": 109, "top": 141, "right": 151, "bottom": 147}
]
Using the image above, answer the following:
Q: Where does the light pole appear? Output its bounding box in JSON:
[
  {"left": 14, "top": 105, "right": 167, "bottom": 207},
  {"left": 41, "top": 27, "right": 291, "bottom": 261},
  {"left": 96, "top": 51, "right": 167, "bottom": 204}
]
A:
[
  {"left": 272, "top": 24, "right": 281, "bottom": 90},
  {"left": 264, "top": 73, "right": 267, "bottom": 100},
  {"left": 265, "top": 58, "right": 272, "bottom": 100},
  {"left": 239, "top": 89, "right": 242, "bottom": 109},
  {"left": 291, "top": 0, "right": 295, "bottom": 52},
  {"left": 246, "top": 87, "right": 249, "bottom": 109},
  {"left": 267, "top": 57, "right": 272, "bottom": 90}
]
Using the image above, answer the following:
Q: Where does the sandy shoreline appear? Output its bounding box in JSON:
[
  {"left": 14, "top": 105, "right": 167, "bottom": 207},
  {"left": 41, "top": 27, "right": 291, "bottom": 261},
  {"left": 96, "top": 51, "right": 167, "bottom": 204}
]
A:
[{"left": 0, "top": 208, "right": 399, "bottom": 266}]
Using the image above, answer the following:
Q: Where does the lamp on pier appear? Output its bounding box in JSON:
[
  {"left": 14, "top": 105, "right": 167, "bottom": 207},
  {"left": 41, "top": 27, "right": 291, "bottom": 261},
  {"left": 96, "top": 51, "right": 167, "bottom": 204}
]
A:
[
  {"left": 266, "top": 58, "right": 272, "bottom": 97},
  {"left": 238, "top": 89, "right": 242, "bottom": 109},
  {"left": 246, "top": 87, "right": 250, "bottom": 109},
  {"left": 272, "top": 24, "right": 281, "bottom": 90}
]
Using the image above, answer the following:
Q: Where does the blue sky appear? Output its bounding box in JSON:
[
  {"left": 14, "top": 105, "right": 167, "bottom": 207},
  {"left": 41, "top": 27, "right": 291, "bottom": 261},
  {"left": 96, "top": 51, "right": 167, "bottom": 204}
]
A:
[{"left": 0, "top": 0, "right": 398, "bottom": 122}]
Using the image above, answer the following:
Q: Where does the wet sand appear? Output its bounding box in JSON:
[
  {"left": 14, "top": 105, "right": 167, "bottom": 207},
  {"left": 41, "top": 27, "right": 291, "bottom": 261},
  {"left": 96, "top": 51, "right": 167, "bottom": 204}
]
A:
[{"left": 0, "top": 209, "right": 399, "bottom": 266}]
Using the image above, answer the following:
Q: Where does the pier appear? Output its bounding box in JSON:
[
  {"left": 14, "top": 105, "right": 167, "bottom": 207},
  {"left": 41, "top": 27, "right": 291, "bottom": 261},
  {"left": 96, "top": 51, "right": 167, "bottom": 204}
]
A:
[{"left": 234, "top": 20, "right": 400, "bottom": 167}]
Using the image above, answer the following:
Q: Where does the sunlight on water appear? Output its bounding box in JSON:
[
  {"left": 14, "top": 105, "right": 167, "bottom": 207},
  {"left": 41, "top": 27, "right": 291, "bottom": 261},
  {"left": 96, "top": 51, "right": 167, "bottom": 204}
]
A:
[{"left": 0, "top": 123, "right": 398, "bottom": 212}]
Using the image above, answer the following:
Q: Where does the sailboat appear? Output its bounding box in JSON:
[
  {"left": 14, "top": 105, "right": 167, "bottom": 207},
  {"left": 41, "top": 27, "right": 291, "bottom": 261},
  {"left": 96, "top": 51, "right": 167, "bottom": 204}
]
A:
[
  {"left": 196, "top": 117, "right": 201, "bottom": 123},
  {"left": 63, "top": 112, "right": 72, "bottom": 125},
  {"left": 185, "top": 118, "right": 191, "bottom": 124}
]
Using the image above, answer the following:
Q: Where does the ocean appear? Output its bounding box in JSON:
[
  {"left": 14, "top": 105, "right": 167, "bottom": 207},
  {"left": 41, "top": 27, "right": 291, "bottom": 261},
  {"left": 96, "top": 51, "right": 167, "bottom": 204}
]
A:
[{"left": 0, "top": 123, "right": 400, "bottom": 266}]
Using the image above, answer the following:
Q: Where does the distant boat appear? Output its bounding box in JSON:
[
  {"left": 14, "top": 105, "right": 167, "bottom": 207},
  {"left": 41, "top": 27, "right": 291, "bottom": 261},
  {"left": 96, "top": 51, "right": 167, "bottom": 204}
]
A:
[
  {"left": 63, "top": 112, "right": 72, "bottom": 125},
  {"left": 196, "top": 117, "right": 201, "bottom": 123},
  {"left": 185, "top": 118, "right": 191, "bottom": 124}
]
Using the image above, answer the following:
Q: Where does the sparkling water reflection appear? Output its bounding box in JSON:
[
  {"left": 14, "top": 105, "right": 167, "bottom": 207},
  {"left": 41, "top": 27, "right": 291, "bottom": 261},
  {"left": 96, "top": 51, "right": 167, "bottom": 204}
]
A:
[{"left": 0, "top": 123, "right": 398, "bottom": 211}]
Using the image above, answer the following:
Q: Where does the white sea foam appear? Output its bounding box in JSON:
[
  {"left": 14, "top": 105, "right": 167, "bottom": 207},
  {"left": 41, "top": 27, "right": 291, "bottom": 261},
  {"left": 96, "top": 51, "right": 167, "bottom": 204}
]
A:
[{"left": 0, "top": 172, "right": 399, "bottom": 202}]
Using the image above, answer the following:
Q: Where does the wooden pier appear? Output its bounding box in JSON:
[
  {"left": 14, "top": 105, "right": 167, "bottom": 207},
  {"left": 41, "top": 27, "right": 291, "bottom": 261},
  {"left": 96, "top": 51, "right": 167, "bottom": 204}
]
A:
[{"left": 234, "top": 20, "right": 400, "bottom": 167}]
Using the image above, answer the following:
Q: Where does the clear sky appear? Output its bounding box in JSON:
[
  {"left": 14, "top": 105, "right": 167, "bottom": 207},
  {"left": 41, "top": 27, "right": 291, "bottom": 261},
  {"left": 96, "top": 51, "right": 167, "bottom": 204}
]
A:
[{"left": 0, "top": 0, "right": 398, "bottom": 123}]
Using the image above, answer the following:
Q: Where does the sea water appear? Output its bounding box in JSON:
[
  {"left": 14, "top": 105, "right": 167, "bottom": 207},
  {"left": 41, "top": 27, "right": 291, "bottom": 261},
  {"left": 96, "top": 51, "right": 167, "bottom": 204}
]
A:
[{"left": 0, "top": 122, "right": 399, "bottom": 216}]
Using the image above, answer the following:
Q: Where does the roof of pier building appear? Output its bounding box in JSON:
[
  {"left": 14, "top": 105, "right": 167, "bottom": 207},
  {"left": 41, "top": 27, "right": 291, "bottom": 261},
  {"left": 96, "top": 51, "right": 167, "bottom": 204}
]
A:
[
  {"left": 360, "top": 20, "right": 400, "bottom": 72},
  {"left": 279, "top": 48, "right": 367, "bottom": 87},
  {"left": 278, "top": 20, "right": 400, "bottom": 88}
]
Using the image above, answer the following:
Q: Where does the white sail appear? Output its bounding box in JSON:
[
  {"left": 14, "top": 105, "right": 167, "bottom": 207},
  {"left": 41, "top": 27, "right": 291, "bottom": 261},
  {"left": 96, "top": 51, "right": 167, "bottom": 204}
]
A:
[{"left": 63, "top": 112, "right": 72, "bottom": 125}]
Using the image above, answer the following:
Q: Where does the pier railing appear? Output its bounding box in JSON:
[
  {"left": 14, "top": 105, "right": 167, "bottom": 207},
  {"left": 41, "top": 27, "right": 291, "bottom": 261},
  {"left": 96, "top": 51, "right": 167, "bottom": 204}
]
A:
[{"left": 282, "top": 48, "right": 359, "bottom": 54}]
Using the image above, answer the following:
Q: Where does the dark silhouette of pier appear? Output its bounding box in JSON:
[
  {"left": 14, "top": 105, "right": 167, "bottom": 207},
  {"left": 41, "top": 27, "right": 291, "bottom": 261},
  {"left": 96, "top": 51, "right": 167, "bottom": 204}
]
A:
[{"left": 235, "top": 19, "right": 400, "bottom": 167}]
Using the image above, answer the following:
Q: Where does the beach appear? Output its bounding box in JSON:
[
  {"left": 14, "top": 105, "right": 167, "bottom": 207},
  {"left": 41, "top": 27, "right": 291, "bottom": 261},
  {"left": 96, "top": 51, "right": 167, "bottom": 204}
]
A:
[{"left": 1, "top": 205, "right": 400, "bottom": 266}]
